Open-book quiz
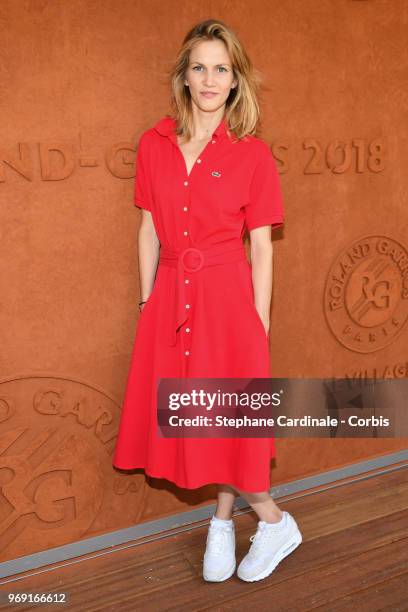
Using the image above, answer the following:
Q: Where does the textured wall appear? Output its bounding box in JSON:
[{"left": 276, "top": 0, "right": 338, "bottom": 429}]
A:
[{"left": 0, "top": 0, "right": 407, "bottom": 562}]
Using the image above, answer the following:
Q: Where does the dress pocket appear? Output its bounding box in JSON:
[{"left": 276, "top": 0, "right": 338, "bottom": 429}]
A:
[
  {"left": 235, "top": 260, "right": 269, "bottom": 341},
  {"left": 139, "top": 267, "right": 161, "bottom": 316},
  {"left": 252, "top": 304, "right": 269, "bottom": 340},
  {"left": 139, "top": 294, "right": 152, "bottom": 316}
]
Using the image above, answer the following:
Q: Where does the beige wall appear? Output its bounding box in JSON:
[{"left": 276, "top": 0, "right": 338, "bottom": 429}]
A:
[{"left": 0, "top": 0, "right": 406, "bottom": 561}]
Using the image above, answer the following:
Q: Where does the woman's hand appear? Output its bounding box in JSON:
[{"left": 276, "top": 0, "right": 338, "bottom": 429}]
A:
[
  {"left": 259, "top": 314, "right": 270, "bottom": 337},
  {"left": 249, "top": 226, "right": 273, "bottom": 340},
  {"left": 139, "top": 299, "right": 149, "bottom": 313},
  {"left": 138, "top": 210, "right": 160, "bottom": 313}
]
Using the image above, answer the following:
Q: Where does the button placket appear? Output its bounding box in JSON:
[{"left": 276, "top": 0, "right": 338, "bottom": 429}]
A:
[
  {"left": 172, "top": 125, "right": 222, "bottom": 360},
  {"left": 185, "top": 195, "right": 190, "bottom": 352},
  {"left": 183, "top": 173, "right": 190, "bottom": 240},
  {"left": 182, "top": 169, "right": 192, "bottom": 356},
  {"left": 179, "top": 141, "right": 215, "bottom": 358},
  {"left": 184, "top": 292, "right": 191, "bottom": 355},
  {"left": 184, "top": 258, "right": 191, "bottom": 352}
]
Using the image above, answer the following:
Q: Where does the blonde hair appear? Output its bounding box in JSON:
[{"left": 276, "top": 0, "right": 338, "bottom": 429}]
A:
[{"left": 166, "top": 19, "right": 264, "bottom": 141}]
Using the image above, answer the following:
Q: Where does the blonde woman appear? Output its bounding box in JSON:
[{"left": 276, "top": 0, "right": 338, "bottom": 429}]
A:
[{"left": 113, "top": 19, "right": 302, "bottom": 583}]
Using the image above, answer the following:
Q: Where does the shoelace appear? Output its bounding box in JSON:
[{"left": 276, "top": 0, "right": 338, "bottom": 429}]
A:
[
  {"left": 206, "top": 524, "right": 233, "bottom": 556},
  {"left": 247, "top": 524, "right": 283, "bottom": 557}
]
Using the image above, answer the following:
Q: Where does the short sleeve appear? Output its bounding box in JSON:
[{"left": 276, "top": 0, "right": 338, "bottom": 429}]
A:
[
  {"left": 244, "top": 141, "right": 284, "bottom": 231},
  {"left": 134, "top": 132, "right": 153, "bottom": 212}
]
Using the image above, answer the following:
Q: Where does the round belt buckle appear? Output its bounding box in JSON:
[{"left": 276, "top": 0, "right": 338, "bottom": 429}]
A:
[{"left": 181, "top": 247, "right": 204, "bottom": 272}]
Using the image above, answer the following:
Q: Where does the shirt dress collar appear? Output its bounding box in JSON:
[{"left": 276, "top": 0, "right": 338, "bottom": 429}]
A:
[{"left": 153, "top": 115, "right": 228, "bottom": 143}]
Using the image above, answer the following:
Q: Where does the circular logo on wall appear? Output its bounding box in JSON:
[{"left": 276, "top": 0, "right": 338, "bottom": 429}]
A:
[
  {"left": 324, "top": 235, "right": 408, "bottom": 353},
  {"left": 0, "top": 375, "right": 148, "bottom": 562}
]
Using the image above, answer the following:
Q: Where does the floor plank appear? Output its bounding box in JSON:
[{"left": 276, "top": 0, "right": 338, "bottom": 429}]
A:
[{"left": 0, "top": 467, "right": 406, "bottom": 611}]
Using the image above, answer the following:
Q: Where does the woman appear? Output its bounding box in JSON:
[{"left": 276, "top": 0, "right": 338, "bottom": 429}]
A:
[{"left": 113, "top": 19, "right": 302, "bottom": 583}]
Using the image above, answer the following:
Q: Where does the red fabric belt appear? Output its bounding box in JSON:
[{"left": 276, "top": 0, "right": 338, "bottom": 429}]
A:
[{"left": 158, "top": 238, "right": 247, "bottom": 346}]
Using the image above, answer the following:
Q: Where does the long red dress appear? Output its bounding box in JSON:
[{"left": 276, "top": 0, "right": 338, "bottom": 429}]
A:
[{"left": 112, "top": 115, "right": 285, "bottom": 492}]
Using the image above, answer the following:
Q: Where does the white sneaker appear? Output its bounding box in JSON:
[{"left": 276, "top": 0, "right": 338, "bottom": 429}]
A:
[
  {"left": 203, "top": 516, "right": 236, "bottom": 582},
  {"left": 237, "top": 511, "right": 302, "bottom": 582}
]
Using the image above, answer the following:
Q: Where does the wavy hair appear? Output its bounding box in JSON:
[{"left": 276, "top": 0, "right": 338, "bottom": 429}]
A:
[{"left": 166, "top": 19, "right": 264, "bottom": 141}]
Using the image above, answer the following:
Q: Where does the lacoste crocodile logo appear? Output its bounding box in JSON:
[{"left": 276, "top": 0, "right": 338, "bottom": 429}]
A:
[{"left": 211, "top": 170, "right": 222, "bottom": 177}]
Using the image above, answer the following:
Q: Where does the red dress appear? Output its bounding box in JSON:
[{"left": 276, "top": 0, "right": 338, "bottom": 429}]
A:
[{"left": 112, "top": 115, "right": 285, "bottom": 492}]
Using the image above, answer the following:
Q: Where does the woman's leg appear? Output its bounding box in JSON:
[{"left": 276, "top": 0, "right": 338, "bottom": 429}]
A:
[
  {"left": 214, "top": 484, "right": 283, "bottom": 523},
  {"left": 234, "top": 487, "right": 283, "bottom": 523},
  {"left": 214, "top": 484, "right": 236, "bottom": 520}
]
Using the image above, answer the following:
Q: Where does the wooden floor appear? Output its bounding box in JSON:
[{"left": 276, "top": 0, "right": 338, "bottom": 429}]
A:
[{"left": 1, "top": 467, "right": 407, "bottom": 611}]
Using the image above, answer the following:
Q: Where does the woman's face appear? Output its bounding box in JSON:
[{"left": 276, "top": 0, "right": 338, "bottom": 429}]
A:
[{"left": 184, "top": 39, "right": 237, "bottom": 115}]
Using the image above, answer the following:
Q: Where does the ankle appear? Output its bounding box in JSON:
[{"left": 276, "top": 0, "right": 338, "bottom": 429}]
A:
[
  {"left": 214, "top": 513, "right": 233, "bottom": 521},
  {"left": 259, "top": 509, "right": 284, "bottom": 524}
]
